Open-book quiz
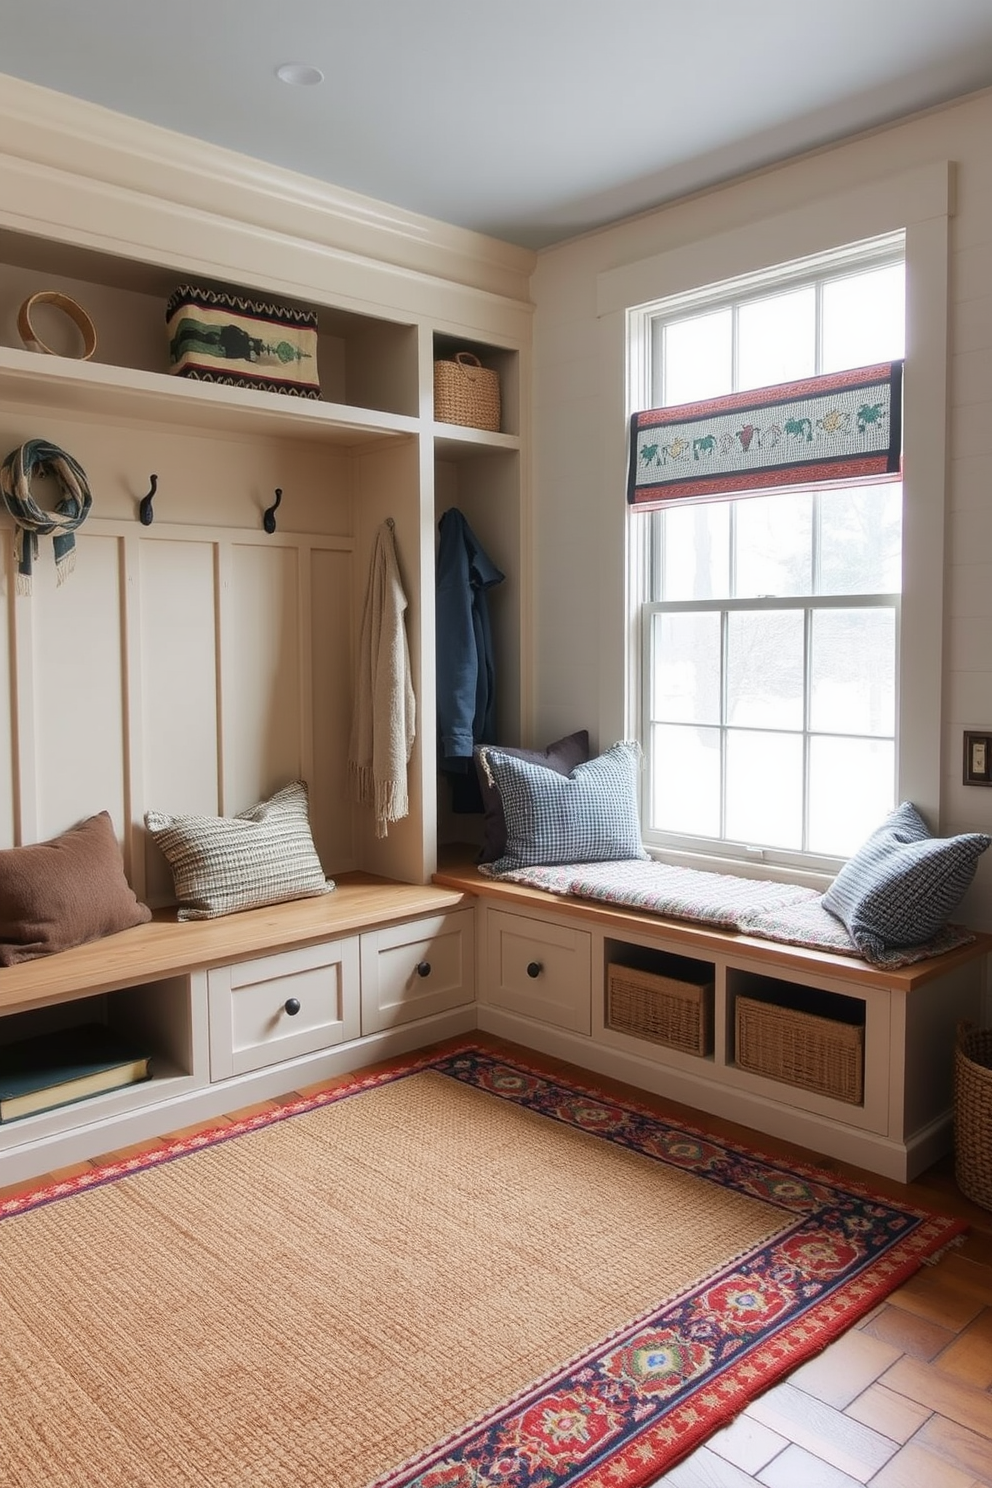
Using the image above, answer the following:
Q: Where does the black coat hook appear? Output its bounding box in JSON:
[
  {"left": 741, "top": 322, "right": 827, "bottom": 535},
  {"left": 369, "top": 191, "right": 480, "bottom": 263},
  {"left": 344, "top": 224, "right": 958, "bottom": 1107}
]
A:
[
  {"left": 139, "top": 474, "right": 158, "bottom": 526},
  {"left": 263, "top": 488, "right": 282, "bottom": 534}
]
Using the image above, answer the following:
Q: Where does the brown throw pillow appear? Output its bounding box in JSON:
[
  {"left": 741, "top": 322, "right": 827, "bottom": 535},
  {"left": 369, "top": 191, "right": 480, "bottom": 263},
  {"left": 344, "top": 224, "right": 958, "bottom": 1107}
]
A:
[
  {"left": 0, "top": 811, "right": 151, "bottom": 966},
  {"left": 474, "top": 730, "right": 590, "bottom": 864}
]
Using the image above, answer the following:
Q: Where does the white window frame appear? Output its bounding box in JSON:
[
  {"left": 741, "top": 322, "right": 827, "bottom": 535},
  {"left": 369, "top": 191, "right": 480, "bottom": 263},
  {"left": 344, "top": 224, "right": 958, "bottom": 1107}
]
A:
[
  {"left": 632, "top": 234, "right": 904, "bottom": 873},
  {"left": 595, "top": 163, "right": 951, "bottom": 882}
]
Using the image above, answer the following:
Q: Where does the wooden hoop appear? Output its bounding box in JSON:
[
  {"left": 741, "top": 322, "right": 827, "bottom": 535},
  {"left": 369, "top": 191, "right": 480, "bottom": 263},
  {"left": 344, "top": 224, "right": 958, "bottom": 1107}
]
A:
[{"left": 17, "top": 291, "right": 98, "bottom": 360}]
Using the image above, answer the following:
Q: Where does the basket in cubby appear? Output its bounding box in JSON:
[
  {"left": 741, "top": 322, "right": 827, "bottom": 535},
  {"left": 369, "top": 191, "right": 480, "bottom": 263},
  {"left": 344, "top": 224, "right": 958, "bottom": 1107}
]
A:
[
  {"left": 955, "top": 1022, "right": 992, "bottom": 1210},
  {"left": 735, "top": 989, "right": 864, "bottom": 1104},
  {"left": 606, "top": 961, "right": 714, "bottom": 1056},
  {"left": 433, "top": 351, "right": 501, "bottom": 431}
]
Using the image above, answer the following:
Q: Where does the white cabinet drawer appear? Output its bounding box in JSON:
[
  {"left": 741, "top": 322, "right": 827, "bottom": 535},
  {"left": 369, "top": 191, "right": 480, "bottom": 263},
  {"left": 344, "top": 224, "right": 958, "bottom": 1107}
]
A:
[
  {"left": 360, "top": 909, "right": 474, "bottom": 1035},
  {"left": 484, "top": 909, "right": 591, "bottom": 1034},
  {"left": 208, "top": 939, "right": 360, "bottom": 1078}
]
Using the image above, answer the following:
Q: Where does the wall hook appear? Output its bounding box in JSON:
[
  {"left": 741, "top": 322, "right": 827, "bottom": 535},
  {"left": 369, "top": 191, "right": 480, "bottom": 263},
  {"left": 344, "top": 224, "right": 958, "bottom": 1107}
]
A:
[
  {"left": 263, "top": 488, "right": 282, "bottom": 534},
  {"left": 139, "top": 474, "right": 158, "bottom": 526}
]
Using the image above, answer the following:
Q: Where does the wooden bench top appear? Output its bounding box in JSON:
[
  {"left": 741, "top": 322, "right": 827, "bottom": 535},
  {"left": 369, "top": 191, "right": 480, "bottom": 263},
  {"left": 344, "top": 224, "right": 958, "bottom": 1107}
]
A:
[
  {"left": 0, "top": 875, "right": 469, "bottom": 1016},
  {"left": 433, "top": 859, "right": 992, "bottom": 994}
]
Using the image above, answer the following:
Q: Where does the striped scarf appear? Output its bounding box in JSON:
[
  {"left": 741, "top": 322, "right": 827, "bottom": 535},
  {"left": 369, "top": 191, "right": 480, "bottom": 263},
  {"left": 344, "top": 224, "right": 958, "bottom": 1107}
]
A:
[{"left": 0, "top": 439, "right": 92, "bottom": 594}]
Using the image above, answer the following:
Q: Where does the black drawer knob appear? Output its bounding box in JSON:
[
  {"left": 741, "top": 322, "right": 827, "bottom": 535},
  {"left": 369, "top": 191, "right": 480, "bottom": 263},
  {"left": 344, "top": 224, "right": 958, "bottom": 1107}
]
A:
[
  {"left": 526, "top": 961, "right": 543, "bottom": 978},
  {"left": 416, "top": 961, "right": 432, "bottom": 978},
  {"left": 284, "top": 997, "right": 302, "bottom": 1016}
]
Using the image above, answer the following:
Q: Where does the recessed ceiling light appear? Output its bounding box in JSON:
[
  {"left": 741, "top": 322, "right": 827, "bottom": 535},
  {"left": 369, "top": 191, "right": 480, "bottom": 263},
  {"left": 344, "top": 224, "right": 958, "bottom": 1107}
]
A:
[{"left": 276, "top": 63, "right": 324, "bottom": 87}]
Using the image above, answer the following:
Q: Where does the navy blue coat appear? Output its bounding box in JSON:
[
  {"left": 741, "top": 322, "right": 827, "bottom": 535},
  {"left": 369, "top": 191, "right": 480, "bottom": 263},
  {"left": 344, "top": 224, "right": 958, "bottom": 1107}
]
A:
[{"left": 436, "top": 507, "right": 505, "bottom": 774}]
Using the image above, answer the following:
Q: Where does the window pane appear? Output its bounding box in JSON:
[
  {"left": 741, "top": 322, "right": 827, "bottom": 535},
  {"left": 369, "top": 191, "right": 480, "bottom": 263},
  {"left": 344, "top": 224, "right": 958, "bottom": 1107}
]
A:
[
  {"left": 651, "top": 611, "right": 721, "bottom": 724},
  {"left": 737, "top": 287, "right": 815, "bottom": 389},
  {"left": 809, "top": 609, "right": 895, "bottom": 737},
  {"left": 821, "top": 263, "right": 905, "bottom": 372},
  {"left": 662, "top": 310, "right": 733, "bottom": 404},
  {"left": 808, "top": 736, "right": 895, "bottom": 856},
  {"left": 660, "top": 502, "right": 731, "bottom": 601},
  {"left": 725, "top": 731, "right": 803, "bottom": 849},
  {"left": 817, "top": 484, "right": 901, "bottom": 595},
  {"left": 727, "top": 610, "right": 805, "bottom": 729},
  {"left": 650, "top": 724, "right": 722, "bottom": 836},
  {"left": 734, "top": 491, "right": 813, "bottom": 598}
]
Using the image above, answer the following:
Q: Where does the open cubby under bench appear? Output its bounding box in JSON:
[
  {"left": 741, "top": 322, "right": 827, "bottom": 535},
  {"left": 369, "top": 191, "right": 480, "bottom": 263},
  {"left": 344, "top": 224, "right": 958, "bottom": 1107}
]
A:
[
  {"left": 434, "top": 860, "right": 992, "bottom": 1182},
  {"left": 0, "top": 875, "right": 475, "bottom": 1187}
]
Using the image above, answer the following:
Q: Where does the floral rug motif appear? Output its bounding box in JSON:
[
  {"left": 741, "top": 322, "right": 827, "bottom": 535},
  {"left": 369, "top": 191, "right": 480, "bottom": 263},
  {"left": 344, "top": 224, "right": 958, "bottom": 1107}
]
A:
[{"left": 372, "top": 1048, "right": 962, "bottom": 1488}]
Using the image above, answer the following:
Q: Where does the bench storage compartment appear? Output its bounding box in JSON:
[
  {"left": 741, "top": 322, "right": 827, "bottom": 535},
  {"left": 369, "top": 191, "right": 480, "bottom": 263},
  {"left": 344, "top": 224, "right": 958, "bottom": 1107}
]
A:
[{"left": 735, "top": 986, "right": 865, "bottom": 1105}]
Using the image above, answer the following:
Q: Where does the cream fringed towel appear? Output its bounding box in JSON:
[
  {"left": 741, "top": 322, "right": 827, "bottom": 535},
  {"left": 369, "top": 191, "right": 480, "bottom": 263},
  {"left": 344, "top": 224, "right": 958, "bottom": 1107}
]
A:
[{"left": 348, "top": 521, "right": 416, "bottom": 837}]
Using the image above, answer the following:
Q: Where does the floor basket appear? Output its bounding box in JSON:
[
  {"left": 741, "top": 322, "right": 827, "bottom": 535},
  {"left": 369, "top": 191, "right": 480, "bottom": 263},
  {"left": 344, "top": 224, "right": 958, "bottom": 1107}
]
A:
[
  {"left": 955, "top": 1022, "right": 992, "bottom": 1209},
  {"left": 606, "top": 962, "right": 714, "bottom": 1056},
  {"left": 735, "top": 991, "right": 864, "bottom": 1104},
  {"left": 433, "top": 351, "right": 501, "bottom": 431}
]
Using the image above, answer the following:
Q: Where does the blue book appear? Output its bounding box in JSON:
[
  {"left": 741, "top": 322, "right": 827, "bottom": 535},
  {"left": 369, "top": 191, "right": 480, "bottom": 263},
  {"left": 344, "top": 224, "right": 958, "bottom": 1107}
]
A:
[{"left": 0, "top": 1023, "right": 151, "bottom": 1122}]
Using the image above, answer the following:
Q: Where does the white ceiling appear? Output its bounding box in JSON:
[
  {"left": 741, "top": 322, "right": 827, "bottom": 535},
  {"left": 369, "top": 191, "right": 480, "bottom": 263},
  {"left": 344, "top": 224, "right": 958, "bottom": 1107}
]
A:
[{"left": 3, "top": 0, "right": 992, "bottom": 250}]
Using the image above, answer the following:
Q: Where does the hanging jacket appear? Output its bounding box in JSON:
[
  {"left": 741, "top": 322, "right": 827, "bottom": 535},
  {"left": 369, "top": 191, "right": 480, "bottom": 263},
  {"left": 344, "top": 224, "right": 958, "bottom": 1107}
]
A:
[{"left": 435, "top": 507, "right": 505, "bottom": 774}]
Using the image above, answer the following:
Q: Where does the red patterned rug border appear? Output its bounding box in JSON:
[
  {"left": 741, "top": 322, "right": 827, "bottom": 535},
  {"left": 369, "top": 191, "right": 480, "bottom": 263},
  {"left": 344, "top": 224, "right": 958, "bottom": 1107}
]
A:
[{"left": 1, "top": 1041, "right": 967, "bottom": 1488}]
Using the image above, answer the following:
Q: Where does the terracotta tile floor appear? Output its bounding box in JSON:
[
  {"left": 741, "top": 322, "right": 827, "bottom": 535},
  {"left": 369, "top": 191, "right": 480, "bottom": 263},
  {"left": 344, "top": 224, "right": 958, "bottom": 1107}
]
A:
[{"left": 4, "top": 1032, "right": 991, "bottom": 1487}]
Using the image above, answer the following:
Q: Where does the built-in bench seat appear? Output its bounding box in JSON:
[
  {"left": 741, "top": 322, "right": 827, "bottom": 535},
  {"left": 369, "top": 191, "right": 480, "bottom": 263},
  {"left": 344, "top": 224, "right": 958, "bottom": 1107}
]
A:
[
  {"left": 0, "top": 874, "right": 475, "bottom": 1188},
  {"left": 433, "top": 858, "right": 992, "bottom": 1182}
]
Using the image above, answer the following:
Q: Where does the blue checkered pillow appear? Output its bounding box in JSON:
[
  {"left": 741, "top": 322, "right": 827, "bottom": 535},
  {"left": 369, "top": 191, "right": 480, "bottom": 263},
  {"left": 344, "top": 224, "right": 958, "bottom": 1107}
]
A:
[
  {"left": 478, "top": 740, "right": 648, "bottom": 875},
  {"left": 822, "top": 802, "right": 990, "bottom": 959}
]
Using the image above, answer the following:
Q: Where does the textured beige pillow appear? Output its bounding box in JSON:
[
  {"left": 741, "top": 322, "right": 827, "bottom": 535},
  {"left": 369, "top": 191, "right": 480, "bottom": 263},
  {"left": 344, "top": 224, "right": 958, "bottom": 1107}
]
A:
[
  {"left": 145, "top": 780, "right": 333, "bottom": 920},
  {"left": 0, "top": 811, "right": 151, "bottom": 966}
]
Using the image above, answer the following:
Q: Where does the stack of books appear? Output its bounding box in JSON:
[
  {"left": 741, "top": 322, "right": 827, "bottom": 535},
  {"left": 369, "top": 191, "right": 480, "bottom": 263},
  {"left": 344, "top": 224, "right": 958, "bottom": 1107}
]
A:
[{"left": 0, "top": 1023, "right": 152, "bottom": 1123}]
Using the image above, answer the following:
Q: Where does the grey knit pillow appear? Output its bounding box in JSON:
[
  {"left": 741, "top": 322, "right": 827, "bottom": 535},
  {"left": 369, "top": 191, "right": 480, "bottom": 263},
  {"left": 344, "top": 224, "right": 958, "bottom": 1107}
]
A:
[
  {"left": 822, "top": 801, "right": 989, "bottom": 959},
  {"left": 145, "top": 780, "right": 333, "bottom": 920}
]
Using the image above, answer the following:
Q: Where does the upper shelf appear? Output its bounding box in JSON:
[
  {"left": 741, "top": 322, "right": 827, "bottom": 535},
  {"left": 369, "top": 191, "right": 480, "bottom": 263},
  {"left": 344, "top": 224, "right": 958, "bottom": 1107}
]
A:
[{"left": 0, "top": 344, "right": 422, "bottom": 448}]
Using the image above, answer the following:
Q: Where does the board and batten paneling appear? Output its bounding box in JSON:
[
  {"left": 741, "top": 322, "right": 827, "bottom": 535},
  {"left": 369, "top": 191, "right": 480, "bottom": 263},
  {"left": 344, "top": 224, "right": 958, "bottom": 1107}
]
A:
[{"left": 0, "top": 512, "right": 355, "bottom": 905}]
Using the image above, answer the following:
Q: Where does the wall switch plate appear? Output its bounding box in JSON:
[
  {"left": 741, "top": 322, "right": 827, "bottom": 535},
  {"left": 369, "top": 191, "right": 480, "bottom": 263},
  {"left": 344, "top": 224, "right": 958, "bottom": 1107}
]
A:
[{"left": 963, "top": 731, "right": 992, "bottom": 785}]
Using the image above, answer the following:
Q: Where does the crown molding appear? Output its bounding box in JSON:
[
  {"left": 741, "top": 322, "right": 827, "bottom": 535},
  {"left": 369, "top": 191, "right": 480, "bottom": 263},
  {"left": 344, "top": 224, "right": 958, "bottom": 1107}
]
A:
[{"left": 0, "top": 72, "right": 536, "bottom": 305}]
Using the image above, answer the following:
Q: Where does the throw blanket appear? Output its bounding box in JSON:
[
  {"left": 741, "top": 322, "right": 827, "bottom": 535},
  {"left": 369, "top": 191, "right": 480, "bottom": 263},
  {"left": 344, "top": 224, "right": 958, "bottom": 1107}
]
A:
[
  {"left": 348, "top": 520, "right": 416, "bottom": 838},
  {"left": 482, "top": 859, "right": 974, "bottom": 967},
  {"left": 0, "top": 439, "right": 92, "bottom": 593}
]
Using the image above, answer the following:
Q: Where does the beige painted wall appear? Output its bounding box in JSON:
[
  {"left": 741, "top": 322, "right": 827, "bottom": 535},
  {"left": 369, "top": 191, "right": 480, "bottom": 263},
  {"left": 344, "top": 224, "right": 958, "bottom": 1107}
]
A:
[{"left": 530, "top": 88, "right": 992, "bottom": 930}]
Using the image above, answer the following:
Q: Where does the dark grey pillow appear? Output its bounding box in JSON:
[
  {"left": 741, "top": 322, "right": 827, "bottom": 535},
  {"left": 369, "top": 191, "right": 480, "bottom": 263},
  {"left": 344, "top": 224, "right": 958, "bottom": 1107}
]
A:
[
  {"left": 822, "top": 801, "right": 990, "bottom": 958},
  {"left": 474, "top": 730, "right": 590, "bottom": 864}
]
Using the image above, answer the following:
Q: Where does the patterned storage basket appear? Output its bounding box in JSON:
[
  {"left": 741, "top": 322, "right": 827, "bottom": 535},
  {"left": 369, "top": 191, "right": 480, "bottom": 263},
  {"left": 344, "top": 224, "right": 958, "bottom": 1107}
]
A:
[
  {"left": 955, "top": 1022, "right": 992, "bottom": 1209},
  {"left": 606, "top": 961, "right": 714, "bottom": 1056},
  {"left": 166, "top": 285, "right": 320, "bottom": 398},
  {"left": 735, "top": 990, "right": 864, "bottom": 1104},
  {"left": 433, "top": 351, "right": 501, "bottom": 431}
]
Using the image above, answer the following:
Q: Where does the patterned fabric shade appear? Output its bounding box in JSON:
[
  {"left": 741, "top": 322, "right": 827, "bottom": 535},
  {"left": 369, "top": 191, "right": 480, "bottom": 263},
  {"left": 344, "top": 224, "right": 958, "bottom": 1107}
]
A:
[{"left": 627, "top": 360, "right": 903, "bottom": 510}]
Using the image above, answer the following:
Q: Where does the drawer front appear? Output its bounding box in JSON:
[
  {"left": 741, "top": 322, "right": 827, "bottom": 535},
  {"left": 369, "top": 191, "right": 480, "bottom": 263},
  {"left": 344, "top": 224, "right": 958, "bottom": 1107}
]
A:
[
  {"left": 208, "top": 939, "right": 360, "bottom": 1078},
  {"left": 360, "top": 909, "right": 475, "bottom": 1035},
  {"left": 484, "top": 909, "right": 591, "bottom": 1034}
]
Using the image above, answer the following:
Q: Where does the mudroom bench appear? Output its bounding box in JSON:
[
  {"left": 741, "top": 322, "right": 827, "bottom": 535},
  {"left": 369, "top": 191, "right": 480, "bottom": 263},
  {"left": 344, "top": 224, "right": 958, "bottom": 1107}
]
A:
[
  {"left": 0, "top": 875, "right": 475, "bottom": 1187},
  {"left": 434, "top": 860, "right": 992, "bottom": 1183}
]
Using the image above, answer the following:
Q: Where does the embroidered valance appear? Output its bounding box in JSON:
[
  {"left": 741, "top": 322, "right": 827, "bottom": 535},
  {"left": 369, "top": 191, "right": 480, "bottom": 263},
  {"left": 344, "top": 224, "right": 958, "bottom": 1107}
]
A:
[{"left": 627, "top": 360, "right": 903, "bottom": 509}]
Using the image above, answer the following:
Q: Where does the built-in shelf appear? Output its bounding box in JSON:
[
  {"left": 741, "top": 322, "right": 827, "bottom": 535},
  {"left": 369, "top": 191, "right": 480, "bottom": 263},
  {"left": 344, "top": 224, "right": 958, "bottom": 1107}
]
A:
[{"left": 0, "top": 346, "right": 422, "bottom": 447}]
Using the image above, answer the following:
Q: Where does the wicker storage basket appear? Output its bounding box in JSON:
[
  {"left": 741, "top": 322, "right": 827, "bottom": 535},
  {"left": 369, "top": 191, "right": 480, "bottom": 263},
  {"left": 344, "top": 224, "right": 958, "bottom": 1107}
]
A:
[
  {"left": 606, "top": 961, "right": 714, "bottom": 1056},
  {"left": 433, "top": 351, "right": 501, "bottom": 431},
  {"left": 735, "top": 991, "right": 864, "bottom": 1104},
  {"left": 955, "top": 1022, "right": 992, "bottom": 1209}
]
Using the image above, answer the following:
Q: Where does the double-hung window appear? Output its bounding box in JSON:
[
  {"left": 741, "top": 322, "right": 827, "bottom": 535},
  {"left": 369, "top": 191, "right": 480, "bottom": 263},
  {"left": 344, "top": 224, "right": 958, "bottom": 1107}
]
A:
[{"left": 628, "top": 233, "right": 905, "bottom": 871}]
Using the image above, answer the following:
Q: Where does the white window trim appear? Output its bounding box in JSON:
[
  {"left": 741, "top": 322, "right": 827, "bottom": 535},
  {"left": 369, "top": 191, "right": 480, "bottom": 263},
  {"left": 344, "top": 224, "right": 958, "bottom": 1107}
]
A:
[{"left": 595, "top": 162, "right": 952, "bottom": 881}]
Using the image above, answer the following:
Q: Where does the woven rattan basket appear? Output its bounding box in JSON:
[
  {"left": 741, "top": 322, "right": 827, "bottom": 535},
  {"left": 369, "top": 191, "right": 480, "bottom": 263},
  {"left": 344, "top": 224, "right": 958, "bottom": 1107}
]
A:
[
  {"left": 606, "top": 961, "right": 714, "bottom": 1056},
  {"left": 433, "top": 351, "right": 501, "bottom": 431},
  {"left": 735, "top": 991, "right": 864, "bottom": 1104},
  {"left": 955, "top": 1022, "right": 992, "bottom": 1209}
]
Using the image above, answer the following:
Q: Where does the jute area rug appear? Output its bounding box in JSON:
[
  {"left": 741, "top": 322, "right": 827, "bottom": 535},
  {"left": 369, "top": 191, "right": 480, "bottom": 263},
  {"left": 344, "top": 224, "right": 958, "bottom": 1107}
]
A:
[{"left": 0, "top": 1045, "right": 963, "bottom": 1488}]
